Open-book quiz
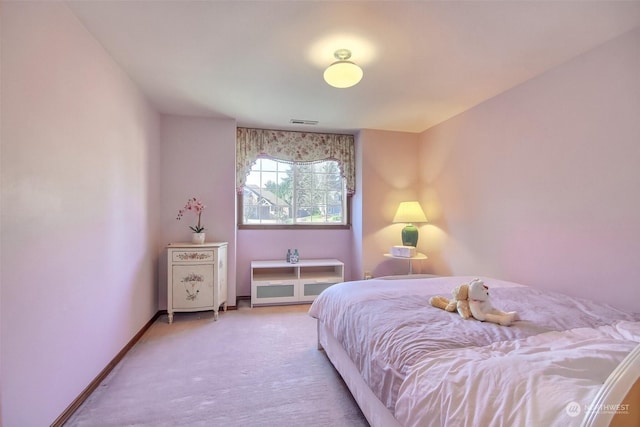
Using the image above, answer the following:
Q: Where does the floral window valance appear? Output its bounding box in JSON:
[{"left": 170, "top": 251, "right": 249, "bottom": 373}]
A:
[{"left": 236, "top": 127, "right": 356, "bottom": 195}]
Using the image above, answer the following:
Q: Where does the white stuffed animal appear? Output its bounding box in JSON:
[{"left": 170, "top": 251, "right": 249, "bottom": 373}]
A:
[{"left": 468, "top": 278, "right": 518, "bottom": 326}]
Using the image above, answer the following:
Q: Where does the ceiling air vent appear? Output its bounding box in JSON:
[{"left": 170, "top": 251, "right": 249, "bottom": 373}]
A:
[{"left": 290, "top": 119, "right": 318, "bottom": 125}]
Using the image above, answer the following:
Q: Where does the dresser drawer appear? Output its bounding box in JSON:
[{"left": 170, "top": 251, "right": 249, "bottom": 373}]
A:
[{"left": 171, "top": 250, "right": 215, "bottom": 262}]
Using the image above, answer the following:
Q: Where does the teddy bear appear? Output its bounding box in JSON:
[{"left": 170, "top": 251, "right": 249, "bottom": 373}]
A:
[
  {"left": 429, "top": 283, "right": 472, "bottom": 319},
  {"left": 468, "top": 278, "right": 518, "bottom": 326}
]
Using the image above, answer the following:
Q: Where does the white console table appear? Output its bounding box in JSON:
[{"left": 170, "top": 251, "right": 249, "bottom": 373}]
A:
[{"left": 251, "top": 259, "right": 344, "bottom": 307}]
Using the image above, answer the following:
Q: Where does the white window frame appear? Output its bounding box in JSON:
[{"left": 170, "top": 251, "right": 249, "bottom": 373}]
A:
[{"left": 239, "top": 158, "right": 349, "bottom": 228}]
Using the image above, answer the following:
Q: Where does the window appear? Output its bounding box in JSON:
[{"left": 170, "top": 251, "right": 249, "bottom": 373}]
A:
[
  {"left": 241, "top": 158, "right": 348, "bottom": 227},
  {"left": 236, "top": 127, "right": 355, "bottom": 229}
]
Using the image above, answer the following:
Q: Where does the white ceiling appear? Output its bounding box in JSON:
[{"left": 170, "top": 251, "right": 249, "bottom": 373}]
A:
[{"left": 67, "top": 1, "right": 640, "bottom": 134}]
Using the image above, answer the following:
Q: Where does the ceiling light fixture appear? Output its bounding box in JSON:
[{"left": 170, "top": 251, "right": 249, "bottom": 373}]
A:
[{"left": 323, "top": 49, "right": 363, "bottom": 88}]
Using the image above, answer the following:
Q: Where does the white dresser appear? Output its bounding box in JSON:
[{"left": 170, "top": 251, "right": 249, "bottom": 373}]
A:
[{"left": 167, "top": 242, "right": 228, "bottom": 323}]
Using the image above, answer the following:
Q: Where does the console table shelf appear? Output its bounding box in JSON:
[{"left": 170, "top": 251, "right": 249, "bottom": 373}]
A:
[{"left": 251, "top": 259, "right": 344, "bottom": 307}]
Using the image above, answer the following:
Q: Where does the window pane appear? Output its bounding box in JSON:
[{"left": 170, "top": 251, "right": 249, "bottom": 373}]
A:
[{"left": 242, "top": 158, "right": 346, "bottom": 226}]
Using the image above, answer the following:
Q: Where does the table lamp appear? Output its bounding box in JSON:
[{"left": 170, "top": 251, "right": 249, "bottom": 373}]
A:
[{"left": 393, "top": 201, "right": 427, "bottom": 247}]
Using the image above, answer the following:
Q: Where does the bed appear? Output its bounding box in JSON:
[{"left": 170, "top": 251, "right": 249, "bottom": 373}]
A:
[{"left": 308, "top": 275, "right": 640, "bottom": 427}]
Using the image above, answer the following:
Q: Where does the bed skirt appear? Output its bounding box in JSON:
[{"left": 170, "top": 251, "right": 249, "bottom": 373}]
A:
[{"left": 317, "top": 320, "right": 401, "bottom": 427}]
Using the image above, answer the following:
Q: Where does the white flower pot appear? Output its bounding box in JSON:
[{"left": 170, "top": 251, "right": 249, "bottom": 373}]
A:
[{"left": 192, "top": 232, "right": 205, "bottom": 244}]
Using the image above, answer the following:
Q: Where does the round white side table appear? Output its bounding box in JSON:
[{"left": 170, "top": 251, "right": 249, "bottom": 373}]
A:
[{"left": 384, "top": 252, "right": 427, "bottom": 274}]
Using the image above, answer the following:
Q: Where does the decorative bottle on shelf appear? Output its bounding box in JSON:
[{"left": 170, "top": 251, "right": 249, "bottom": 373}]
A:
[
  {"left": 286, "top": 249, "right": 291, "bottom": 263},
  {"left": 291, "top": 249, "right": 299, "bottom": 264}
]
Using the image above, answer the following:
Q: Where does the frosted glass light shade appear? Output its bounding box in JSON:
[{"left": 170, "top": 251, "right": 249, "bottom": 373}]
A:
[
  {"left": 323, "top": 61, "right": 363, "bottom": 88},
  {"left": 393, "top": 201, "right": 428, "bottom": 224}
]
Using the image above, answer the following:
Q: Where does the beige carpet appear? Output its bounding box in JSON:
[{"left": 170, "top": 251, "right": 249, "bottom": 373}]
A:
[{"left": 65, "top": 302, "right": 368, "bottom": 426}]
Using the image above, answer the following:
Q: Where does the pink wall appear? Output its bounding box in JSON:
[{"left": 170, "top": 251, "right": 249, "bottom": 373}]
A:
[
  {"left": 235, "top": 128, "right": 423, "bottom": 293},
  {"left": 358, "top": 129, "right": 426, "bottom": 277},
  {"left": 1, "top": 2, "right": 161, "bottom": 425},
  {"left": 159, "top": 118, "right": 356, "bottom": 300},
  {"left": 418, "top": 28, "right": 640, "bottom": 312},
  {"left": 159, "top": 118, "right": 353, "bottom": 302},
  {"left": 159, "top": 115, "right": 238, "bottom": 306}
]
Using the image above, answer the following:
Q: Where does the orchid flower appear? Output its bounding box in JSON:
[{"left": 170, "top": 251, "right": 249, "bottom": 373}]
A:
[{"left": 177, "top": 197, "right": 206, "bottom": 233}]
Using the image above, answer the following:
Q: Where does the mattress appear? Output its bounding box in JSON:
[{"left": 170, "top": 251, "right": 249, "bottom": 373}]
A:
[{"left": 308, "top": 275, "right": 640, "bottom": 426}]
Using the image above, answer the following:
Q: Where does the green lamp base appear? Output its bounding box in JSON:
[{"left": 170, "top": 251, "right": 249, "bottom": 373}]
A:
[{"left": 401, "top": 224, "right": 419, "bottom": 247}]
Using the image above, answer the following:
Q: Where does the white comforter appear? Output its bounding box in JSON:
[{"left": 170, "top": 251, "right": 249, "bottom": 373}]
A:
[
  {"left": 308, "top": 276, "right": 640, "bottom": 426},
  {"left": 396, "top": 321, "right": 640, "bottom": 427}
]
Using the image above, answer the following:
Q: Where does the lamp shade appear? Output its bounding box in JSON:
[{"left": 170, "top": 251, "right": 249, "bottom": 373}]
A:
[
  {"left": 393, "top": 201, "right": 427, "bottom": 224},
  {"left": 323, "top": 49, "right": 363, "bottom": 88}
]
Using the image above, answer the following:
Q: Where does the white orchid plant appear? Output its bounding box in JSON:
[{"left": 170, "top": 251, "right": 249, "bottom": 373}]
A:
[{"left": 176, "top": 197, "right": 206, "bottom": 233}]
